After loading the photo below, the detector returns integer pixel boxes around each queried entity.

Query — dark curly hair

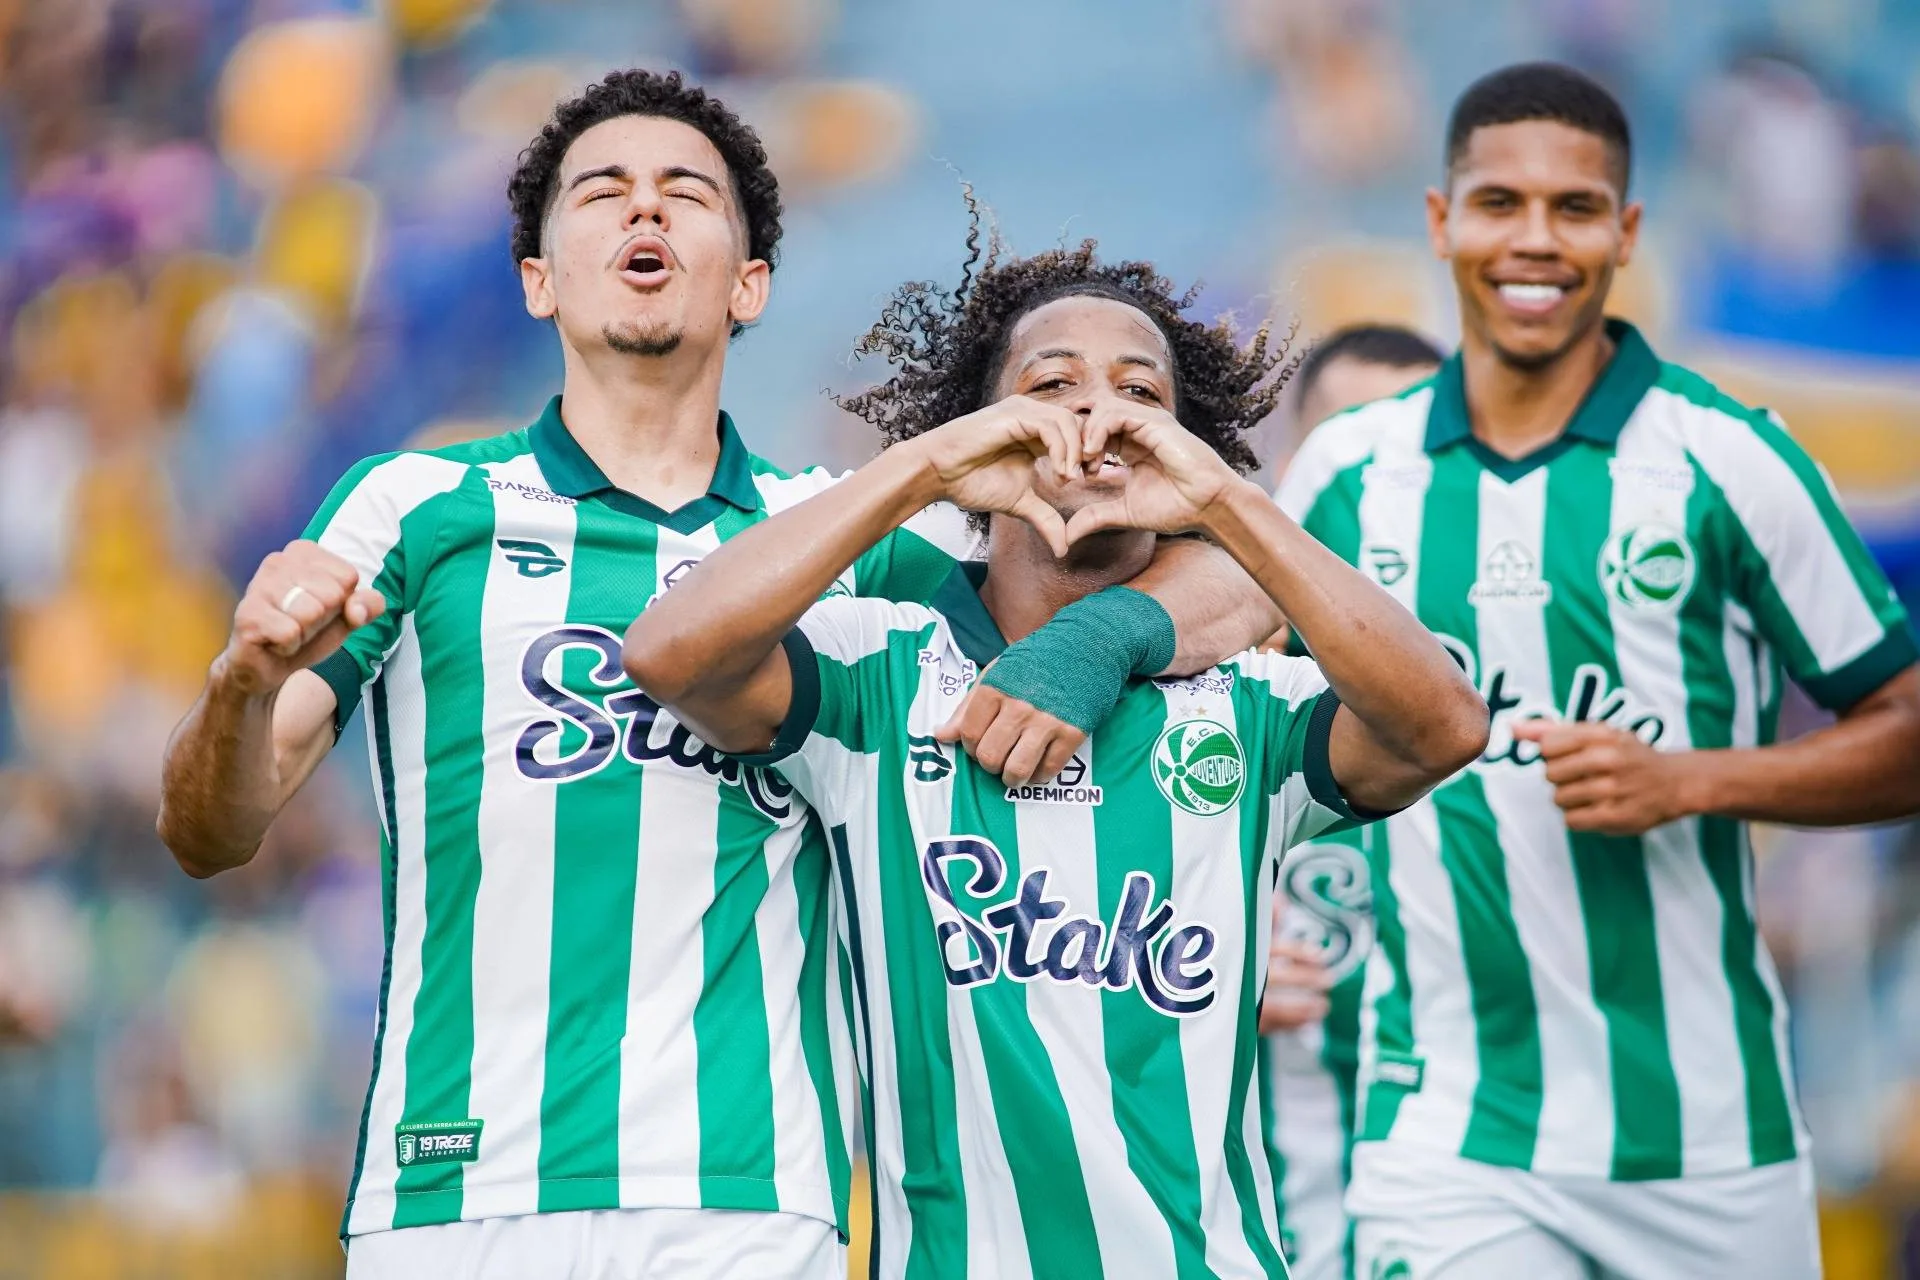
[840,198,1293,529]
[507,68,783,330]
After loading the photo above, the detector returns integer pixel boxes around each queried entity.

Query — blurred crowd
[0,0,1916,1274]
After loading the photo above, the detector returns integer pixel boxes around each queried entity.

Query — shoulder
[1636,361,1826,501]
[309,435,519,538]
[1220,649,1332,705]
[795,595,946,662]
[1276,383,1435,512]
[338,429,530,493]
[746,454,836,513]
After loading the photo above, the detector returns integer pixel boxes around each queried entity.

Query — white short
[1347,1142,1822,1280]
[344,1206,844,1280]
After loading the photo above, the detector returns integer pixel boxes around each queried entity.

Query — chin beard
[603,320,683,357]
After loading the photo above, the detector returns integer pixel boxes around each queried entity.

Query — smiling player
[1275,62,1920,1279]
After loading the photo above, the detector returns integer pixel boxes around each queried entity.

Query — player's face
[1296,356,1439,432]
[991,294,1177,521]
[1427,120,1641,370]
[519,115,769,360]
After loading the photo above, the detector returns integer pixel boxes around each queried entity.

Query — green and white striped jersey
[1274,320,1918,1181]
[1259,828,1372,1277]
[303,397,969,1237]
[759,569,1366,1280]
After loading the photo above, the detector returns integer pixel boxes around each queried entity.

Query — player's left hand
[937,681,1086,788]
[1512,720,1696,836]
[1064,407,1246,543]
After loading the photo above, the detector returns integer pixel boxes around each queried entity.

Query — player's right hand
[909,395,1096,557]
[216,541,386,696]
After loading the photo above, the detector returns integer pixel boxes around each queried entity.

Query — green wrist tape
[983,587,1177,732]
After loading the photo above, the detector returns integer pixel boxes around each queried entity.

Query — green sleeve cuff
[982,586,1176,733]
[1301,689,1395,824]
[312,649,367,740]
[729,628,822,767]
[1800,622,1919,712]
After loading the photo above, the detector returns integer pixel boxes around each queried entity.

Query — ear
[1424,187,1451,260]
[728,257,773,329]
[520,255,556,320]
[1616,200,1644,269]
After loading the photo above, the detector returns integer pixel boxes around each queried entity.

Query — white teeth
[1499,283,1565,305]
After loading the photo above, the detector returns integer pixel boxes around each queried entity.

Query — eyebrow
[563,164,726,197]
[565,164,630,192]
[660,165,724,196]
[1027,347,1165,369]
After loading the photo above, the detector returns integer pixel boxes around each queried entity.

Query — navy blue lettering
[922,838,1006,986]
[982,869,1067,980]
[1156,925,1216,1011]
[1043,918,1105,983]
[516,626,625,780]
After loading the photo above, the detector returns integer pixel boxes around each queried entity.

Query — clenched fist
[216,541,386,696]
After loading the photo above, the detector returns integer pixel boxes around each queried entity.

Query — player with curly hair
[160,70,1294,1278]
[625,236,1488,1277]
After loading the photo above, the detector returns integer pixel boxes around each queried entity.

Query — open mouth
[1493,281,1572,316]
[616,236,674,287]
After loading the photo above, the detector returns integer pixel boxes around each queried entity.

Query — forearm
[1680,667,1920,826]
[158,666,296,877]
[1202,481,1484,773]
[1128,537,1284,676]
[624,446,936,702]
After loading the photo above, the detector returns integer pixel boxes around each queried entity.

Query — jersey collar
[932,561,1008,667]
[1424,318,1662,464]
[527,395,762,531]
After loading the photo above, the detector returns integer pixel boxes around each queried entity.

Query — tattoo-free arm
[623,447,938,754]
[1128,537,1284,676]
[1689,664,1920,824]
[1201,483,1488,812]
[159,671,338,877]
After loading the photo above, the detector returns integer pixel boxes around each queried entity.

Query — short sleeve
[1227,650,1371,845]
[302,451,467,734]
[847,501,979,605]
[1689,410,1917,711]
[735,597,942,817]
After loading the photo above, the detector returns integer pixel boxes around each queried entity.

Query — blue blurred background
[1,0,1917,1275]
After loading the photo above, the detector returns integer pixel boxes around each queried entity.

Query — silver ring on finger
[279,584,313,615]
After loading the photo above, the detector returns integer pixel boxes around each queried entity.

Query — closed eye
[583,188,622,203]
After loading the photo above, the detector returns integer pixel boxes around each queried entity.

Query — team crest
[1151,719,1245,816]
[1599,524,1695,613]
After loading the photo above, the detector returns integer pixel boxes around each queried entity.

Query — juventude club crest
[1151,720,1246,816]
[1599,523,1696,613]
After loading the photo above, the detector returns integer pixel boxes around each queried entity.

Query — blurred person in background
[156,65,1279,1279]
[1275,62,1920,1279]
[1258,322,1442,1280]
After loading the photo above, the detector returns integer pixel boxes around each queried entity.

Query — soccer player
[623,242,1490,1278]
[1257,324,1442,1280]
[156,71,1284,1277]
[1274,62,1920,1279]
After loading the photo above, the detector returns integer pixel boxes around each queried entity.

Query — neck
[1460,318,1614,460]
[978,520,1156,644]
[555,332,729,507]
